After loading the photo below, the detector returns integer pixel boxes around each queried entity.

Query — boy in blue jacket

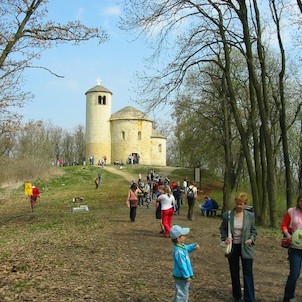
[170,225,200,302]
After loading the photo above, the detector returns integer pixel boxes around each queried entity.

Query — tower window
[121,131,125,140]
[138,131,142,140]
[158,144,162,152]
[98,95,106,105]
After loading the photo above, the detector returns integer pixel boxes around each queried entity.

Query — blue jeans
[228,244,255,302]
[283,247,302,300]
[173,280,190,302]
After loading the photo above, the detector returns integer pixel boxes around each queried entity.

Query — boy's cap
[170,225,190,239]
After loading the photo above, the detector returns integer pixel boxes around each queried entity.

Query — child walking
[170,225,200,302]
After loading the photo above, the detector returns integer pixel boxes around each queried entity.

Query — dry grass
[0,157,63,188]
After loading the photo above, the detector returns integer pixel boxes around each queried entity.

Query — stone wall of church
[110,119,153,165]
[150,137,167,166]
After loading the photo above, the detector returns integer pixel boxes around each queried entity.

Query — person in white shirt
[157,185,176,237]
[183,177,188,194]
[186,182,197,220]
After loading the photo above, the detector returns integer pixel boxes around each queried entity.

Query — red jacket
[32,187,40,198]
[281,207,302,233]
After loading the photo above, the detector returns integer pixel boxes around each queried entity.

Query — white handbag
[220,211,232,256]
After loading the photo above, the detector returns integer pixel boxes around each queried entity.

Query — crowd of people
[125,172,200,234]
[124,170,302,302]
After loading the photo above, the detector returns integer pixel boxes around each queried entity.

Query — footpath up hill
[103,165,179,182]
[0,165,298,302]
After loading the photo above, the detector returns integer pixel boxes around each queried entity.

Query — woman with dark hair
[157,185,176,237]
[126,183,142,222]
[281,192,302,302]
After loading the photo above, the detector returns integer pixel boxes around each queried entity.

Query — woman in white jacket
[157,185,176,237]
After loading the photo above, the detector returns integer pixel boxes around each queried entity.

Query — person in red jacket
[30,185,40,212]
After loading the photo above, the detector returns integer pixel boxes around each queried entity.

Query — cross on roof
[96,77,102,85]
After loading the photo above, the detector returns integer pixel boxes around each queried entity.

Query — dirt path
[102,165,137,182]
[101,165,295,302]
[102,165,180,182]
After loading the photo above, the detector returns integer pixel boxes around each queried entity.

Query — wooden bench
[200,205,223,217]
[201,205,253,217]
[200,205,253,217]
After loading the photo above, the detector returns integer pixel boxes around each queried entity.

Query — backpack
[211,199,219,209]
[187,187,195,199]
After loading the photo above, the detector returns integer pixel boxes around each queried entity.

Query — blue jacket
[201,199,213,211]
[172,243,198,280]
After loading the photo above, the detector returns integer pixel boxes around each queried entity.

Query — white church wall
[85,89,112,163]
[111,119,153,165]
[150,137,167,166]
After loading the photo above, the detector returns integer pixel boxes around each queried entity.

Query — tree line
[0,120,86,183]
[119,0,302,227]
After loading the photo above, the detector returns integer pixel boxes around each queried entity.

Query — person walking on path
[183,177,188,196]
[281,192,302,302]
[186,182,197,220]
[95,177,99,189]
[170,225,200,302]
[126,183,142,222]
[157,185,176,237]
[219,192,257,302]
[30,185,40,212]
[98,172,102,184]
[172,181,183,215]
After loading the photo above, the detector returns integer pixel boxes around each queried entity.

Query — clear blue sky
[20,0,155,130]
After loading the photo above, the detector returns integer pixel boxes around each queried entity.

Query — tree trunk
[270,0,294,208]
[237,0,278,227]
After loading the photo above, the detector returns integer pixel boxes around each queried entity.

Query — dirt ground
[99,166,300,302]
[0,166,300,302]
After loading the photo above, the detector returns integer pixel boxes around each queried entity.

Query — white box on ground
[71,205,89,212]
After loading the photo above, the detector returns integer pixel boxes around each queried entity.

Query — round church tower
[85,82,112,164]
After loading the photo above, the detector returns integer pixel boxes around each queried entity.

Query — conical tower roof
[151,129,166,139]
[85,84,112,95]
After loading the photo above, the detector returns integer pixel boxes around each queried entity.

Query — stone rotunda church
[85,82,167,166]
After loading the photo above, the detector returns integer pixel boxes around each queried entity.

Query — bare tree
[0,0,108,127]
[73,124,86,165]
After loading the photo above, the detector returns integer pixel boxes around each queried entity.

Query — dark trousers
[187,199,195,220]
[283,247,302,300]
[174,195,181,214]
[228,243,255,302]
[130,206,137,222]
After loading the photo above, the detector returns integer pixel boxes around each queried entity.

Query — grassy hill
[0,165,296,302]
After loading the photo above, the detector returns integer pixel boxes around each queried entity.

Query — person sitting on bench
[201,196,213,216]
